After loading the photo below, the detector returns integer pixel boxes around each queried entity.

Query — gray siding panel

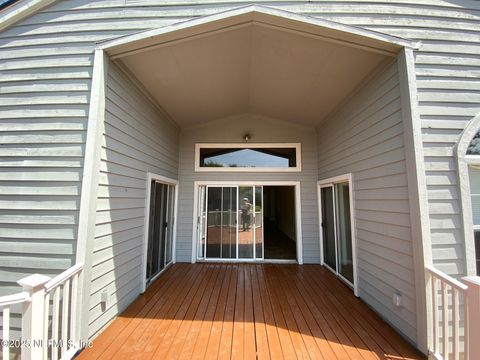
[87,62,178,338]
[317,61,418,342]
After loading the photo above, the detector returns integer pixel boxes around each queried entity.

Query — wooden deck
[78,263,425,359]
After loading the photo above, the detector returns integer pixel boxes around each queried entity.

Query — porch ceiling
[107,6,404,127]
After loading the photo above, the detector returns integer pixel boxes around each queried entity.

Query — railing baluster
[43,262,83,360]
[464,296,469,360]
[0,263,83,360]
[70,273,78,347]
[52,287,61,360]
[452,288,459,360]
[463,276,480,360]
[441,281,449,359]
[432,275,439,353]
[3,306,10,360]
[61,279,70,357]
[426,266,472,360]
[43,292,50,360]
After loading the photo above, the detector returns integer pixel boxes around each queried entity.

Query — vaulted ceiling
[106,6,405,127]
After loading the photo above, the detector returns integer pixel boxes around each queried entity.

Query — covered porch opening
[98,4,412,268]
[78,263,423,359]
[88,4,426,354]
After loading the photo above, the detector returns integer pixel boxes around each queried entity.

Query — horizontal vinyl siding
[317,61,418,343]
[308,3,480,277]
[88,62,178,338]
[0,0,476,291]
[177,114,319,264]
[0,0,479,347]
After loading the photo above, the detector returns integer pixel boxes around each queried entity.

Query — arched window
[457,113,480,276]
[467,131,480,155]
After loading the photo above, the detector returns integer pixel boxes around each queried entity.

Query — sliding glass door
[205,186,237,259]
[198,185,263,260]
[146,181,175,284]
[321,186,336,270]
[335,182,353,283]
[320,181,354,286]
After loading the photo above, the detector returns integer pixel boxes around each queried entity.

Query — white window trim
[317,174,358,296]
[194,143,302,172]
[456,112,480,276]
[141,173,179,293]
[191,180,303,264]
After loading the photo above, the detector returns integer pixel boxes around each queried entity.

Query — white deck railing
[0,263,83,360]
[0,292,30,359]
[426,266,480,360]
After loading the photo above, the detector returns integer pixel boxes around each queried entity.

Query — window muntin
[195,144,301,172]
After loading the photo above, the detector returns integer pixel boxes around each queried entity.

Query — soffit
[104,6,407,127]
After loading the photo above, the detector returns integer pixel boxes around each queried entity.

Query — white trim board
[317,173,358,296]
[0,0,59,32]
[75,49,108,342]
[398,48,431,354]
[98,4,417,59]
[141,173,179,294]
[194,143,302,173]
[192,180,303,264]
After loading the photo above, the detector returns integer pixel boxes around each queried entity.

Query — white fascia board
[250,5,419,49]
[0,0,58,32]
[98,4,418,59]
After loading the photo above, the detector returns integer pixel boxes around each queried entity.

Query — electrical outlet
[393,293,402,307]
[101,290,109,304]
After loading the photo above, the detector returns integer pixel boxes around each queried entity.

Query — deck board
[180,265,226,360]
[77,264,425,360]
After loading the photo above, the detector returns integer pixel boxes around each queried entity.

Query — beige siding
[88,62,178,338]
[317,61,417,342]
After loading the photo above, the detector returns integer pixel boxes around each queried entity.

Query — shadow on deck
[77,263,425,359]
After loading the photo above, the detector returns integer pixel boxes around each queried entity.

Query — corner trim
[398,48,431,354]
[75,49,108,342]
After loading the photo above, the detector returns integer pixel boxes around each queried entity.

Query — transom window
[195,143,301,172]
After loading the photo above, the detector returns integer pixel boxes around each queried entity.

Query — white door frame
[192,180,303,264]
[318,174,358,296]
[141,172,179,293]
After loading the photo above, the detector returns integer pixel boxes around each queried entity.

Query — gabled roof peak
[99,4,418,58]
